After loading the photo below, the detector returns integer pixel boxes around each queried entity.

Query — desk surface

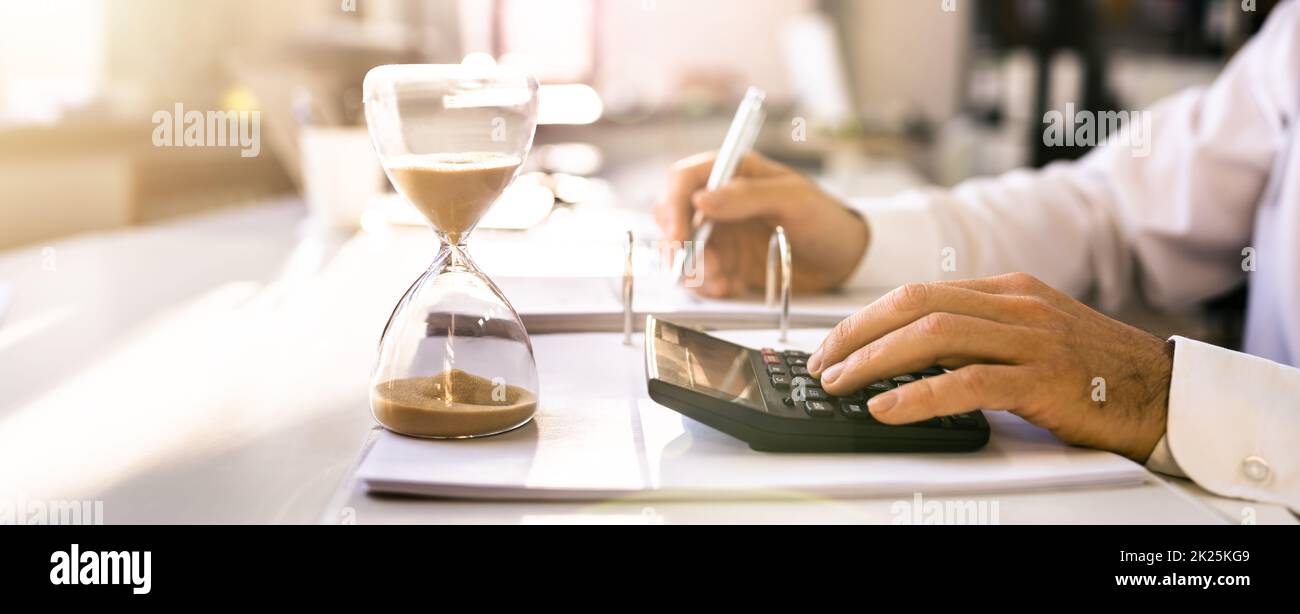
[0,200,1291,524]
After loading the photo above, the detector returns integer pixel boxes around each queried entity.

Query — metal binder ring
[766,225,791,343]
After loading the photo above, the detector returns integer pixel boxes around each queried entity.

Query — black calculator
[644,316,990,452]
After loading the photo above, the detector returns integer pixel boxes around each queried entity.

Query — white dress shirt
[845,1,1300,512]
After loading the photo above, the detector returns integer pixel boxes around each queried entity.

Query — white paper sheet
[357,330,1149,501]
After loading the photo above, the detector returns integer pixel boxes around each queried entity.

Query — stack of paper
[356,330,1149,501]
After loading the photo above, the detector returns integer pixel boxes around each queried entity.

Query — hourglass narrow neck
[434,239,475,274]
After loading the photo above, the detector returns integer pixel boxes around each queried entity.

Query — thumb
[691,176,796,222]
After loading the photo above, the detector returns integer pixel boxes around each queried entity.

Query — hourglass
[363,64,539,438]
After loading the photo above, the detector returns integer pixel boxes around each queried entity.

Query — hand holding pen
[657,95,870,298]
[674,87,768,285]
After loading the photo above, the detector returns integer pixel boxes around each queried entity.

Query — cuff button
[1241,456,1272,484]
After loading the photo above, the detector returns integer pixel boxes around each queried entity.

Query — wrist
[779,190,870,291]
[1126,337,1174,462]
[818,202,870,290]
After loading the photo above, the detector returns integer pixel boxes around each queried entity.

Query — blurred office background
[0,0,1279,250]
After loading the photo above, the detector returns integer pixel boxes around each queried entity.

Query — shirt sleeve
[842,192,946,290]
[1144,434,1186,479]
[1147,336,1300,512]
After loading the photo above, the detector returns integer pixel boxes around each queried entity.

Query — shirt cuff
[1145,434,1187,479]
[1163,335,1300,512]
[842,192,946,289]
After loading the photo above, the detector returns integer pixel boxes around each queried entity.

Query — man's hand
[655,151,869,297]
[807,273,1173,462]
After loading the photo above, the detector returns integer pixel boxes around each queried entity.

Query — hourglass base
[371,370,538,439]
[379,416,535,440]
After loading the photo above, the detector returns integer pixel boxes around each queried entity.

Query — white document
[356,330,1149,501]
[358,407,1148,500]
[496,275,881,333]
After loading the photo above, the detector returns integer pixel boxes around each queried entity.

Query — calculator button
[786,357,808,366]
[866,380,895,393]
[783,351,810,359]
[801,387,830,401]
[767,364,788,375]
[761,348,777,356]
[770,373,791,388]
[838,390,866,403]
[763,354,783,364]
[839,403,871,420]
[892,374,918,384]
[916,366,945,377]
[790,365,810,376]
[789,379,830,402]
[804,401,836,418]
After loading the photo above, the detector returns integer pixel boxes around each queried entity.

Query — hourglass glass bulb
[363,64,540,439]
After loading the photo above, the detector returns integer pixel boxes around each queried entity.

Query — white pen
[674,86,767,283]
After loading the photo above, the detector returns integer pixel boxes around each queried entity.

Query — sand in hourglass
[385,152,520,243]
[373,369,537,438]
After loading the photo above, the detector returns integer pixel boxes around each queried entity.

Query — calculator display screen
[651,321,765,411]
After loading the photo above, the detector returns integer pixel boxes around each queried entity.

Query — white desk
[0,200,1291,524]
